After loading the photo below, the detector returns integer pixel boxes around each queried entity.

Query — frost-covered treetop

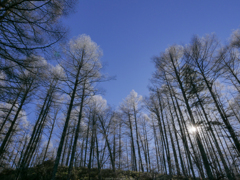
[51,64,66,80]
[63,34,103,80]
[154,45,184,76]
[68,34,102,63]
[88,95,107,113]
[26,55,48,69]
[122,90,142,110]
[165,45,184,60]
[22,55,48,77]
[230,29,240,48]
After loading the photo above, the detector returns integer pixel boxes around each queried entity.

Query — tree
[230,29,240,48]
[185,35,240,154]
[182,63,234,179]
[51,34,103,180]
[0,56,47,159]
[152,46,214,179]
[95,97,116,172]
[16,64,64,180]
[120,90,144,172]
[0,0,75,73]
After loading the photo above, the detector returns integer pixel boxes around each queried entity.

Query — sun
[189,126,197,133]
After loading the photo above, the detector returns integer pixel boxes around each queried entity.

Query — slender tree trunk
[80,138,84,167]
[145,129,151,172]
[51,52,84,180]
[88,113,96,170]
[139,131,148,172]
[43,109,58,162]
[0,90,21,133]
[154,107,167,174]
[95,133,101,180]
[170,86,196,178]
[197,62,240,154]
[168,57,214,179]
[61,128,69,166]
[66,126,75,166]
[194,89,234,179]
[165,97,181,176]
[118,121,122,170]
[84,118,90,167]
[152,119,160,172]
[168,96,187,177]
[128,114,137,171]
[0,81,32,158]
[113,125,116,171]
[67,81,86,180]
[156,92,172,175]
[133,106,144,172]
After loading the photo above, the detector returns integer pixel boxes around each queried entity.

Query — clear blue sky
[61,0,240,106]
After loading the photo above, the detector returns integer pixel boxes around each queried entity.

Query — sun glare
[189,126,197,133]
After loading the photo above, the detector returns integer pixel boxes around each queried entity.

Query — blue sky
[61,0,240,106]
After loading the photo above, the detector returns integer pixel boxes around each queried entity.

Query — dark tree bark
[67,81,86,180]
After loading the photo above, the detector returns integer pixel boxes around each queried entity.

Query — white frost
[230,29,240,47]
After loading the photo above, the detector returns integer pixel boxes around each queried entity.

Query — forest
[0,1,240,180]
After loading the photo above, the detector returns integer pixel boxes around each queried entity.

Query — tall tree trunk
[61,128,69,166]
[95,130,101,180]
[43,109,58,162]
[0,81,32,158]
[196,60,240,154]
[51,52,84,180]
[88,113,96,170]
[165,95,181,176]
[168,57,214,179]
[0,90,21,133]
[152,118,160,172]
[80,138,84,167]
[84,118,90,167]
[67,81,86,180]
[193,89,234,179]
[133,106,144,172]
[156,91,172,175]
[170,86,196,178]
[66,126,75,166]
[118,120,122,170]
[128,114,137,171]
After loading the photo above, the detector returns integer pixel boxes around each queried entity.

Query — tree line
[1,1,240,179]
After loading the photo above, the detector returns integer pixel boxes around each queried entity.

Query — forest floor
[0,160,207,180]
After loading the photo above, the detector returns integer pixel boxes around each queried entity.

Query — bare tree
[0,0,75,73]
[51,34,103,180]
[0,56,47,159]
